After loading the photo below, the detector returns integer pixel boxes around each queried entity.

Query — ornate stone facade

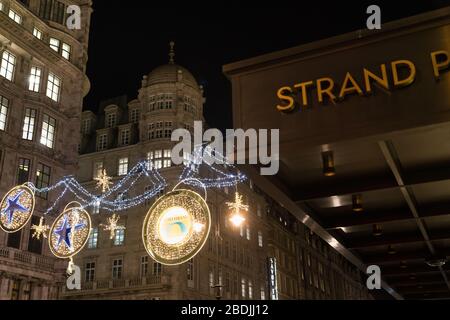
[0,0,92,300]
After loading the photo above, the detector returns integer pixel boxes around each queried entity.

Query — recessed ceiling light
[352,194,364,212]
[322,151,336,177]
[373,224,383,236]
[387,245,397,255]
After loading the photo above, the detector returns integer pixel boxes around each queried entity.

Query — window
[36,163,51,199]
[0,2,3,11]
[17,158,31,184]
[22,283,31,300]
[22,108,36,141]
[92,199,100,215]
[130,109,139,123]
[153,262,162,276]
[0,51,16,81]
[118,157,128,176]
[7,230,22,249]
[209,268,214,295]
[85,262,95,282]
[258,231,264,248]
[241,278,246,298]
[97,134,108,151]
[163,149,172,168]
[28,216,43,254]
[38,0,66,23]
[0,96,9,131]
[49,38,60,52]
[248,280,253,299]
[62,43,71,60]
[46,73,61,102]
[114,229,125,246]
[33,27,43,40]
[112,259,123,279]
[8,9,22,24]
[260,285,266,300]
[93,161,103,179]
[246,226,251,240]
[40,114,56,148]
[140,256,149,277]
[106,113,116,128]
[87,227,98,249]
[28,67,42,92]
[81,119,91,135]
[120,129,130,146]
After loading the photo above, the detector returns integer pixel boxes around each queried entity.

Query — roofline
[223,7,450,77]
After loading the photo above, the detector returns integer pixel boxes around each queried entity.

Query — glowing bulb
[229,213,245,227]
[193,222,204,233]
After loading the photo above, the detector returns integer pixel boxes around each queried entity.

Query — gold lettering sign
[276,50,450,113]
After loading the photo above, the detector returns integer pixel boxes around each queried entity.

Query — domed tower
[137,42,205,162]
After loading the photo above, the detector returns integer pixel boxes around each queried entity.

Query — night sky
[84,1,449,131]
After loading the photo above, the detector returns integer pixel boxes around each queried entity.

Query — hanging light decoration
[0,184,35,233]
[352,194,364,212]
[226,191,248,228]
[322,151,336,177]
[372,224,383,236]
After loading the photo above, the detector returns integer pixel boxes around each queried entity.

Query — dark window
[19,0,30,7]
[38,0,66,24]
[39,0,52,20]
[28,216,43,254]
[17,158,31,184]
[7,230,22,249]
[35,163,51,199]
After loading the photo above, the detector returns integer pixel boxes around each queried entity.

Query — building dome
[146,63,199,88]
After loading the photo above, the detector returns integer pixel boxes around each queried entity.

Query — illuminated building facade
[0,0,92,300]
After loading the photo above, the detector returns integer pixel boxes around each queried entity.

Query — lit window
[246,226,251,241]
[120,129,130,146]
[0,96,9,131]
[40,114,56,148]
[62,43,71,60]
[260,285,266,300]
[248,280,253,299]
[187,259,194,284]
[114,229,125,246]
[0,2,3,11]
[87,228,98,249]
[241,278,246,298]
[46,73,61,102]
[49,38,60,52]
[209,269,214,295]
[93,161,103,179]
[8,9,22,24]
[97,134,108,151]
[118,157,128,176]
[22,108,36,140]
[85,262,95,282]
[258,231,264,248]
[140,256,149,277]
[163,149,172,168]
[106,113,116,128]
[28,67,42,92]
[130,109,139,123]
[35,163,51,199]
[92,199,100,215]
[81,118,91,134]
[33,27,43,40]
[0,51,16,81]
[153,150,163,169]
[112,259,123,279]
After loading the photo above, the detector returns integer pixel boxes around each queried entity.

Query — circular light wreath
[142,189,211,266]
[48,203,92,259]
[0,184,35,233]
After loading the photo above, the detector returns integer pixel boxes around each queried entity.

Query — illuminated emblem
[49,202,91,259]
[0,184,35,233]
[142,189,211,265]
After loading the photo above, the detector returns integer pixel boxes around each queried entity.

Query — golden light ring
[48,206,92,259]
[142,189,211,266]
[0,184,35,233]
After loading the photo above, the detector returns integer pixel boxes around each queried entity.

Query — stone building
[64,50,271,300]
[0,0,92,300]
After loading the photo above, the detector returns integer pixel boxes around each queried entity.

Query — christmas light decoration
[226,191,248,228]
[94,169,113,193]
[31,217,50,240]
[142,185,211,266]
[0,184,35,233]
[100,213,126,240]
[48,202,92,270]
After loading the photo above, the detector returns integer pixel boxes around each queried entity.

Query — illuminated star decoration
[54,213,86,251]
[31,217,50,240]
[226,192,249,227]
[94,169,113,193]
[100,213,126,240]
[1,191,28,226]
